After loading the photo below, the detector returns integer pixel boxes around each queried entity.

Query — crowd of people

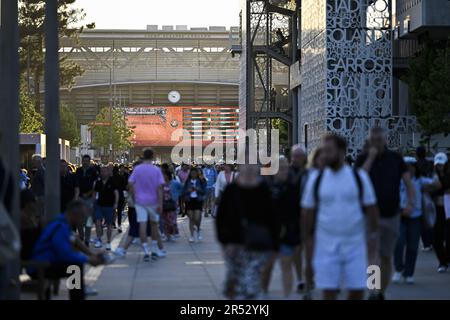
[215,128,450,300]
[13,126,450,300]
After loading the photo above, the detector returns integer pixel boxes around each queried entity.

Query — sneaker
[392,271,403,283]
[422,246,432,252]
[405,277,415,284]
[94,240,102,249]
[193,230,198,242]
[161,234,168,242]
[143,254,150,262]
[152,248,167,258]
[105,243,111,251]
[188,236,195,243]
[438,265,448,273]
[296,281,305,293]
[114,247,127,258]
[197,231,203,241]
[131,238,138,245]
[84,286,98,296]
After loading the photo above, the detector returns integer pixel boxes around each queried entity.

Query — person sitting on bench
[28,200,104,300]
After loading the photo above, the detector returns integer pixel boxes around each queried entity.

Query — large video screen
[126,106,239,147]
[126,107,184,147]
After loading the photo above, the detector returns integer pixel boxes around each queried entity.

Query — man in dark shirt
[60,160,79,213]
[355,127,415,300]
[111,165,128,233]
[93,165,118,250]
[289,144,308,293]
[75,155,98,245]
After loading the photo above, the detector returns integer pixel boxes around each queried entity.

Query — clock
[168,90,181,104]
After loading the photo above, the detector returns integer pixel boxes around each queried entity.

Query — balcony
[396,0,450,40]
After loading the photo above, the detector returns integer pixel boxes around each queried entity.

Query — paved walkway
[25,215,450,300]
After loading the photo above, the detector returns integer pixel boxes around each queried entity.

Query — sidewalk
[29,215,450,300]
[84,216,450,300]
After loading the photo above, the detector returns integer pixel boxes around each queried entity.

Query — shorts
[186,198,203,211]
[379,215,401,258]
[313,239,367,290]
[279,244,295,256]
[128,207,151,238]
[135,204,160,223]
[94,206,114,224]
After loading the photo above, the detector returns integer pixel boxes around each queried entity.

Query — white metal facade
[299,0,416,157]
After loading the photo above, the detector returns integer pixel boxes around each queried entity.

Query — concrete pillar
[0,0,21,299]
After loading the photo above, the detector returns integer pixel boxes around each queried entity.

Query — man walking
[60,159,79,213]
[356,127,415,300]
[93,165,119,250]
[128,149,166,261]
[75,155,98,246]
[203,164,217,217]
[289,145,308,292]
[303,134,379,300]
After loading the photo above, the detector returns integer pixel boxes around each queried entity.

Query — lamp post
[44,0,61,222]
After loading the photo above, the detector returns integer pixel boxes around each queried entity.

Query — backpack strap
[313,169,324,209]
[352,168,365,212]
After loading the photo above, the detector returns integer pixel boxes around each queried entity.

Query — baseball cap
[434,152,448,166]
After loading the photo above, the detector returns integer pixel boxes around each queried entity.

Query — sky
[75,0,241,30]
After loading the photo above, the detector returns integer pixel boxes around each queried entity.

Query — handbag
[0,164,21,265]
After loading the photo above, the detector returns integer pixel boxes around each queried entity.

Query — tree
[91,107,134,156]
[272,118,289,147]
[405,45,450,145]
[19,89,44,133]
[19,0,95,110]
[60,104,80,146]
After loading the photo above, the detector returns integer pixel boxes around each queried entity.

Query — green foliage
[60,104,80,146]
[19,0,95,108]
[272,118,289,147]
[91,107,134,154]
[405,45,450,144]
[19,89,44,133]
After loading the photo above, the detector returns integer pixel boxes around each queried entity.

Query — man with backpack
[302,134,379,300]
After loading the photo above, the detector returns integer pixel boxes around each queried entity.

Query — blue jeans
[394,217,422,277]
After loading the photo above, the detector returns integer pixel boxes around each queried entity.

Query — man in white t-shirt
[302,134,379,300]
